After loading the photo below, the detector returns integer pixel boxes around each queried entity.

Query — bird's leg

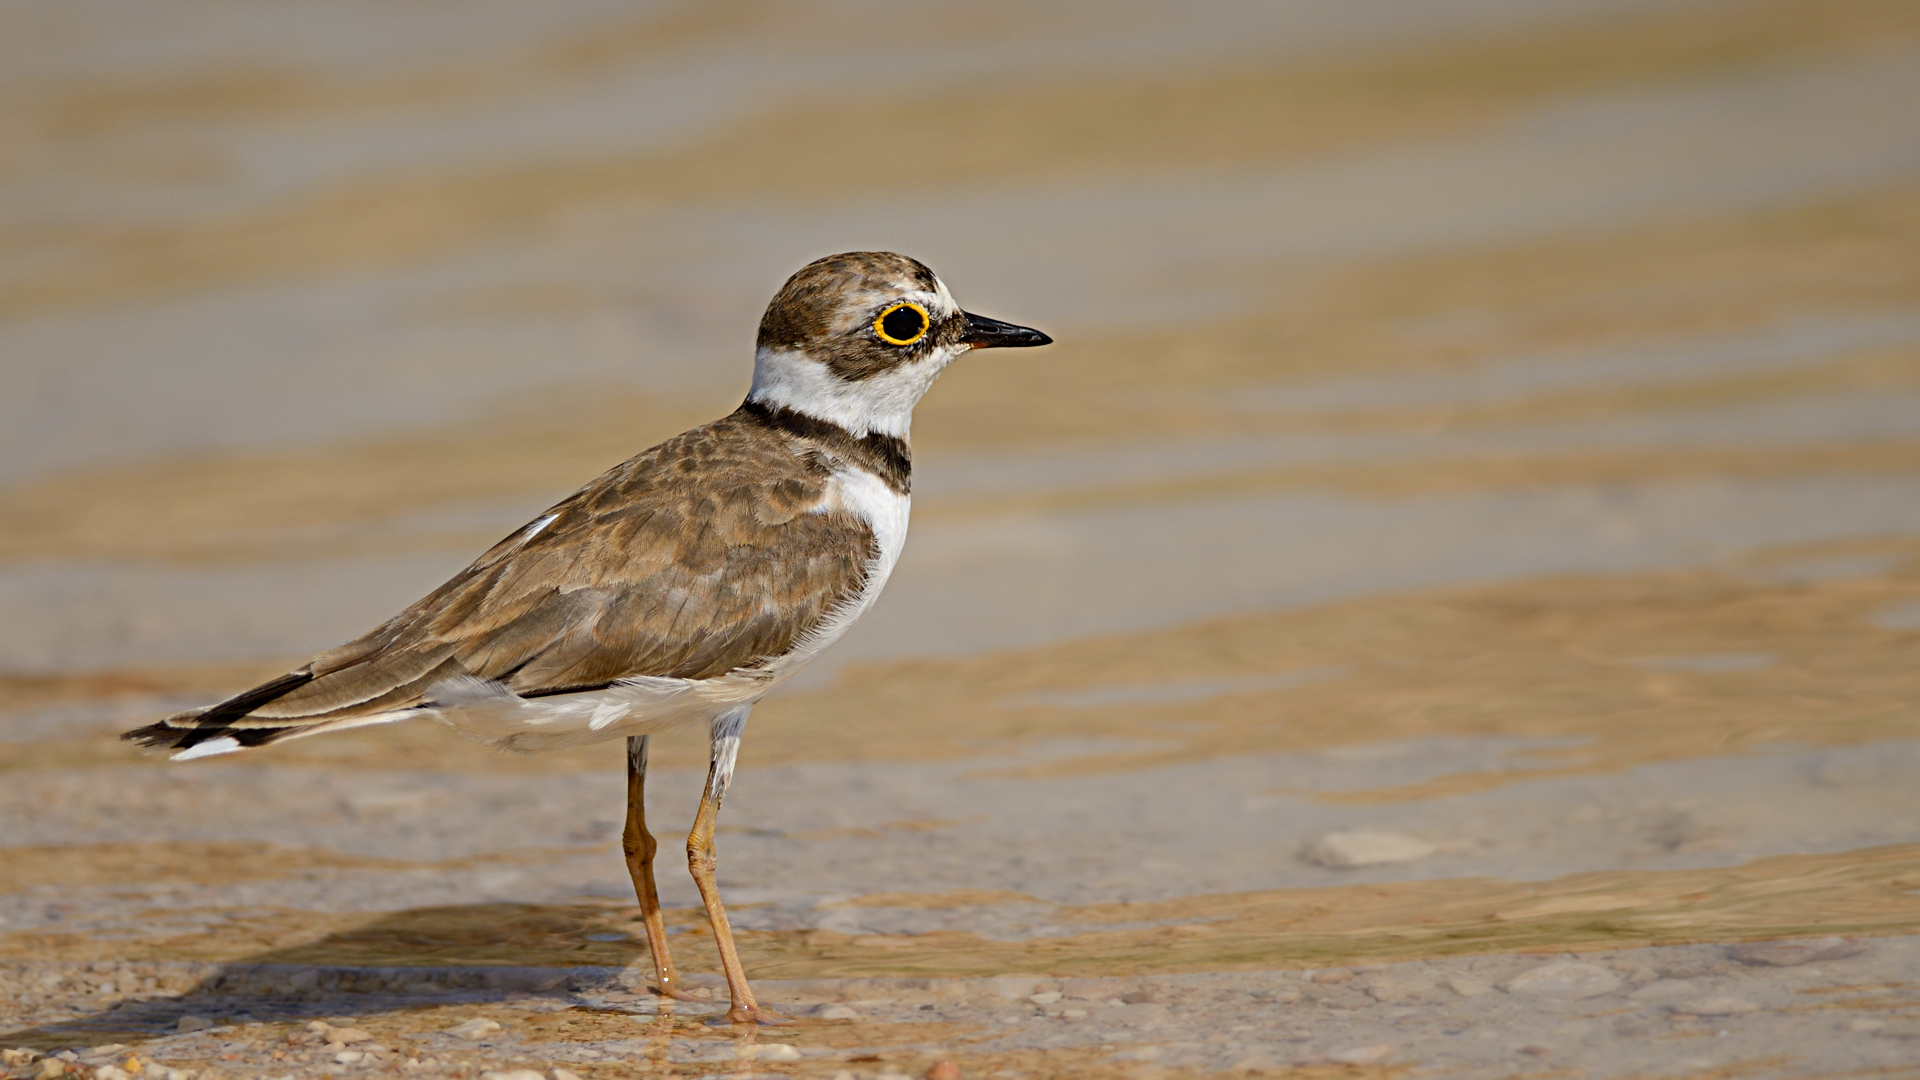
[621,734,691,1001]
[687,706,781,1025]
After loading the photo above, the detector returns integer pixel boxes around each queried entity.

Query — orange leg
[687,707,783,1024]
[621,734,692,1001]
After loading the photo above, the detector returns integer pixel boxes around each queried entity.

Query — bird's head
[747,251,1051,438]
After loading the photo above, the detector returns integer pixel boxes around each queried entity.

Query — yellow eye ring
[873,301,930,346]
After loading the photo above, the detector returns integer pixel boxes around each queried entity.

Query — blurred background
[3,0,1920,1071]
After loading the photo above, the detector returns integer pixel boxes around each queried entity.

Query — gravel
[1500,961,1622,999]
[0,937,1914,1078]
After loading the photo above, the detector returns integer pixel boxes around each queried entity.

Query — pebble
[444,1018,503,1040]
[94,1068,130,1080]
[328,1028,374,1044]
[551,1070,584,1080]
[1613,1016,1653,1036]
[985,977,1042,999]
[1444,975,1494,997]
[1662,959,1729,980]
[1327,1044,1391,1064]
[1304,831,1436,868]
[173,1016,212,1033]
[1058,978,1120,999]
[1673,997,1760,1016]
[1727,937,1862,967]
[1875,1022,1920,1040]
[747,1044,801,1062]
[478,1071,544,1080]
[1113,1003,1170,1027]
[812,1003,860,1019]
[1674,999,1758,1014]
[925,1062,961,1080]
[34,1060,65,1080]
[1627,979,1697,1003]
[1501,962,1621,1000]
[1224,1048,1275,1071]
[1364,978,1429,1003]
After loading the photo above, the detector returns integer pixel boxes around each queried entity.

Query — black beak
[959,311,1053,350]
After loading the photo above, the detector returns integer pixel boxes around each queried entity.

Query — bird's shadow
[0,902,710,1053]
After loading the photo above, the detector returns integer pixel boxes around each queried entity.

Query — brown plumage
[124,403,884,753]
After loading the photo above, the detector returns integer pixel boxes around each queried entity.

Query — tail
[121,667,415,760]
[121,718,288,760]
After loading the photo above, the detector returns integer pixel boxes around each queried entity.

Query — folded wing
[124,412,873,755]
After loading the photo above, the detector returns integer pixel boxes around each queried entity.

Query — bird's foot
[652,984,707,1003]
[706,1004,789,1026]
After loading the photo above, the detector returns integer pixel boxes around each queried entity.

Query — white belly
[765,465,911,674]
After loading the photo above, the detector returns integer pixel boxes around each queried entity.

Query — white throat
[746,346,962,438]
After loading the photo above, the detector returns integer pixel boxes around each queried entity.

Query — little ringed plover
[124,251,1052,1024]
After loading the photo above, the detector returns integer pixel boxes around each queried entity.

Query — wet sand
[3,1,1919,1077]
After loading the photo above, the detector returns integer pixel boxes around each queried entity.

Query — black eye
[874,301,930,346]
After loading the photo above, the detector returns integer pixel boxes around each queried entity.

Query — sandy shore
[4,1,1920,1076]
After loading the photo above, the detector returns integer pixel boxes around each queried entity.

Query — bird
[123,251,1052,1024]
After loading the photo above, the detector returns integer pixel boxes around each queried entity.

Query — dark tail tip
[121,667,316,757]
[122,718,293,758]
[122,721,191,750]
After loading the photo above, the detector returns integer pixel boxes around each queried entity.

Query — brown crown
[756,251,941,352]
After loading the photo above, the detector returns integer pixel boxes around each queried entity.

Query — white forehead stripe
[825,282,958,337]
[928,276,960,318]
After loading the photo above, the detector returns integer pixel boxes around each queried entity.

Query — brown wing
[126,409,874,751]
